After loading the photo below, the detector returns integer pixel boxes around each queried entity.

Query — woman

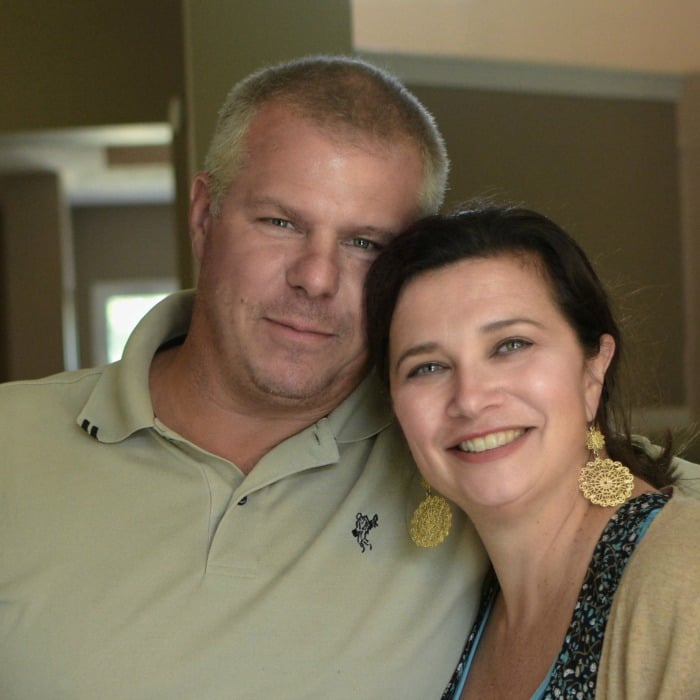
[365,204,700,699]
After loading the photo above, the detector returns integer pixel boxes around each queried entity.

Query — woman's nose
[446,366,503,418]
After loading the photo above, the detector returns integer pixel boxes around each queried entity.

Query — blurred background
[1,0,698,457]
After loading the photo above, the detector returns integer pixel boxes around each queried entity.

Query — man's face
[189,102,424,415]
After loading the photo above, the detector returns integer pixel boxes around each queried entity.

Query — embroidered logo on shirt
[352,512,379,552]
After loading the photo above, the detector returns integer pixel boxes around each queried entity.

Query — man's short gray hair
[203,55,449,216]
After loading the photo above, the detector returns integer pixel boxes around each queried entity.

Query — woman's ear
[583,334,616,422]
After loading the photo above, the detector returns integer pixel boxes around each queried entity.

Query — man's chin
[250,367,363,407]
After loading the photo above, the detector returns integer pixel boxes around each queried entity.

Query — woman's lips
[457,428,526,453]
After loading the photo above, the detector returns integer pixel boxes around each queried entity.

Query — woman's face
[389,254,614,514]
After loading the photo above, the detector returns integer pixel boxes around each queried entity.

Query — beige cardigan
[598,490,700,698]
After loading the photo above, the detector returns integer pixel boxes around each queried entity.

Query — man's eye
[349,237,380,251]
[407,362,445,378]
[266,218,294,229]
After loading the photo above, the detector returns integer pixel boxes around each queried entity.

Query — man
[0,56,487,699]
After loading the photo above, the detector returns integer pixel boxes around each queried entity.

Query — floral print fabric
[441,492,670,699]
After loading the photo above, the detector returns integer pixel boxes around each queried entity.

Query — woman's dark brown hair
[365,203,675,487]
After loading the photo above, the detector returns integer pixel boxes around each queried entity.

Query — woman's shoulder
[619,488,700,591]
[598,490,700,699]
[645,487,700,533]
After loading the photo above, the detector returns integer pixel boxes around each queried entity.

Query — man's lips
[265,317,337,339]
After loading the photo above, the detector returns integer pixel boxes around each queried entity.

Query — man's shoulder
[634,434,700,498]
[673,454,700,498]
[0,366,103,393]
[0,367,104,420]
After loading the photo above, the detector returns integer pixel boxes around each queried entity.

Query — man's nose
[286,238,340,297]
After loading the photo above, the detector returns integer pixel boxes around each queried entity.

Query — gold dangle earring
[578,426,633,507]
[410,477,452,547]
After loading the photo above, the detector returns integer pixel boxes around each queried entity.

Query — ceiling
[0,123,174,207]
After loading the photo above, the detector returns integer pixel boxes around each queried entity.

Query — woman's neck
[468,485,613,626]
[467,475,655,625]
[459,477,657,700]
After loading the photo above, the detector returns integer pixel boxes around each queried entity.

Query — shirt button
[237,496,248,506]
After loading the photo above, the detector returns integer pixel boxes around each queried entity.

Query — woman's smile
[457,428,526,453]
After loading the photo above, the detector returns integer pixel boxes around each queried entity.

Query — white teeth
[459,429,524,453]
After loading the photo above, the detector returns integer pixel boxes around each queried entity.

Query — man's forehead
[249,98,418,158]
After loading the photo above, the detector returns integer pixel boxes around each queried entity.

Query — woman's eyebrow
[481,317,544,333]
[393,341,440,372]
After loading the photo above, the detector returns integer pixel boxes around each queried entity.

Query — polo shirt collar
[327,370,392,443]
[76,290,194,442]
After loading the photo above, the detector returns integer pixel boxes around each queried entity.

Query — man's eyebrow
[249,197,311,228]
[249,197,297,217]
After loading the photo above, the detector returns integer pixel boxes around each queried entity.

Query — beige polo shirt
[0,291,487,700]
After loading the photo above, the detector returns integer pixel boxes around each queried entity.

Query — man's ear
[583,334,616,423]
[189,173,213,264]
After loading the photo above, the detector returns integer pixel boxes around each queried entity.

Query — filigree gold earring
[410,477,452,547]
[578,426,633,507]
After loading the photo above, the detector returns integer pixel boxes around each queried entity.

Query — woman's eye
[496,338,531,355]
[407,362,445,378]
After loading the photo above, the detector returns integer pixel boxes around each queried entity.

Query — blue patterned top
[441,492,671,699]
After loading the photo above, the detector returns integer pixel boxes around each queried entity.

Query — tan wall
[1,0,184,131]
[183,0,353,173]
[0,172,66,380]
[353,1,700,73]
[412,84,684,409]
[678,76,700,420]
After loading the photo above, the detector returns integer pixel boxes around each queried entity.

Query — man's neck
[148,344,347,474]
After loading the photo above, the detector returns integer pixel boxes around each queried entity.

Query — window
[91,279,178,365]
